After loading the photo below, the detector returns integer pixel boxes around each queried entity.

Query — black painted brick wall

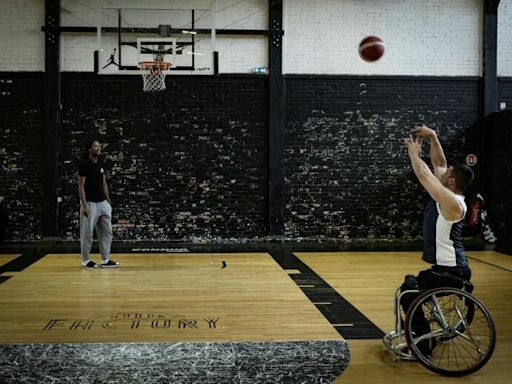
[498,77,512,110]
[59,74,268,241]
[495,78,512,251]
[485,110,512,252]
[0,73,493,243]
[284,76,481,240]
[0,73,44,240]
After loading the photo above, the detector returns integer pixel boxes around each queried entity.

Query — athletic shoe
[100,259,119,268]
[82,261,99,269]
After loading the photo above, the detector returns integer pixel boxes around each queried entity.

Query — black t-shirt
[78,158,108,202]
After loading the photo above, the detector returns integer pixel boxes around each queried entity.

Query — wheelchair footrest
[383,331,416,361]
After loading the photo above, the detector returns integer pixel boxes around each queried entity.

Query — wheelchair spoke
[454,330,488,358]
[430,294,450,329]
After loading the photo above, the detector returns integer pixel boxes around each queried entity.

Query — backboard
[96,1,215,75]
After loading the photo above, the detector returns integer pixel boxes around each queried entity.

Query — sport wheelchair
[383,277,496,376]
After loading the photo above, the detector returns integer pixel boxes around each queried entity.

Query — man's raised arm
[411,125,447,180]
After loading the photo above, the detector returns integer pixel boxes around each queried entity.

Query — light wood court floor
[0,254,20,268]
[0,253,339,344]
[295,251,512,384]
[0,254,21,281]
[0,251,510,383]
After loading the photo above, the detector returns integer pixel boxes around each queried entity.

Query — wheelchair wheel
[404,287,496,376]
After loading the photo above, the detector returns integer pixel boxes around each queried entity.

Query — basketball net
[138,61,172,92]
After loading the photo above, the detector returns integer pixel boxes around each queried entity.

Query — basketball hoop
[138,61,172,92]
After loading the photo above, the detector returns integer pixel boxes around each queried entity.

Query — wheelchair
[383,277,496,376]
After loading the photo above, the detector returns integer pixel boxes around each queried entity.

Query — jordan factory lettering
[43,313,220,331]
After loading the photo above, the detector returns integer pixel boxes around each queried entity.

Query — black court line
[270,250,384,340]
[467,255,512,273]
[0,252,47,285]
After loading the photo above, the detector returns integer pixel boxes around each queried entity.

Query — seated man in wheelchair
[402,125,475,356]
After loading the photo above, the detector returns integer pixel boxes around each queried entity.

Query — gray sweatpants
[80,200,113,264]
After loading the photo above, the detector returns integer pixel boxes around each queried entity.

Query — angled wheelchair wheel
[404,287,496,376]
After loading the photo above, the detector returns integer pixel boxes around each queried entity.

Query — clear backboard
[96,1,215,75]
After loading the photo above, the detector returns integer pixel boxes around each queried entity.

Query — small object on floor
[221,261,227,269]
[101,260,120,268]
[82,261,99,269]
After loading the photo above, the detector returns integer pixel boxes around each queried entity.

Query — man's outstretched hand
[410,125,436,139]
[404,134,423,158]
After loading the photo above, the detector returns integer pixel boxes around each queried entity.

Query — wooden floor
[0,250,510,383]
[297,251,512,384]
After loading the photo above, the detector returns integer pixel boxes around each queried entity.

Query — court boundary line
[466,255,512,273]
[269,250,384,340]
[0,252,47,285]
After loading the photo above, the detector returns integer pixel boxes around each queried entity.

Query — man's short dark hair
[451,163,474,192]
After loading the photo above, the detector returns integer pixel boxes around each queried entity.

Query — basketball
[359,36,385,62]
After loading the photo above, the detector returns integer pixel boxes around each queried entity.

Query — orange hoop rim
[138,61,172,70]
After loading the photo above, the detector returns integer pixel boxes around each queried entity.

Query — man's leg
[400,274,421,316]
[407,269,451,356]
[80,202,98,266]
[96,201,116,267]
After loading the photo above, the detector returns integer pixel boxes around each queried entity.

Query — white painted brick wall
[0,0,44,71]
[213,0,267,29]
[212,0,268,73]
[284,0,483,76]
[1,0,512,76]
[498,0,512,76]
[60,0,268,73]
[217,36,267,73]
[59,0,99,72]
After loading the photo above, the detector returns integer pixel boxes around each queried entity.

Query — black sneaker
[100,260,119,268]
[82,261,99,269]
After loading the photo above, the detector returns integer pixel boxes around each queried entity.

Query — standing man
[78,140,119,268]
[401,125,474,354]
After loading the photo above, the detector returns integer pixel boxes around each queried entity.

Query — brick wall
[484,110,512,252]
[0,73,488,242]
[498,0,512,77]
[59,74,268,241]
[284,75,481,240]
[0,73,44,240]
[284,0,482,76]
[6,0,511,76]
[1,0,511,243]
[60,0,268,74]
[0,0,43,72]
[498,78,512,109]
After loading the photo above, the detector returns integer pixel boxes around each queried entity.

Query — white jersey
[422,195,468,267]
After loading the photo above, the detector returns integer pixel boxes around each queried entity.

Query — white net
[138,61,171,92]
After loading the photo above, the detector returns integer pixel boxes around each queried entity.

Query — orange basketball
[359,36,385,62]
